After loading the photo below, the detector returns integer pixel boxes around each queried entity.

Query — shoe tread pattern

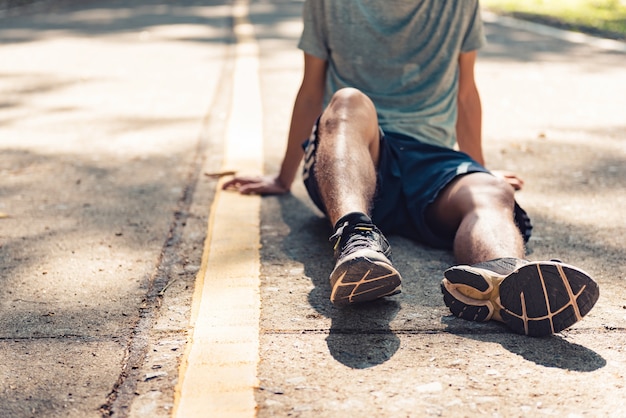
[441,268,494,322]
[330,256,402,307]
[499,262,599,337]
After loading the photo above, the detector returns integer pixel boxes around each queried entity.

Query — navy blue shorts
[302,124,532,249]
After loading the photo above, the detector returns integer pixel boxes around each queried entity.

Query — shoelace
[330,222,377,254]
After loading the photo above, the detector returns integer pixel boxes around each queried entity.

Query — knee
[320,88,378,139]
[468,175,516,211]
[325,88,376,118]
[329,87,369,105]
[446,173,516,216]
[427,173,517,237]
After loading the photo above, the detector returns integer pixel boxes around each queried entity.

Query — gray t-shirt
[298,0,486,149]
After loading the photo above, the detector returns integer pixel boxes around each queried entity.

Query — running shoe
[441,258,599,337]
[329,221,402,307]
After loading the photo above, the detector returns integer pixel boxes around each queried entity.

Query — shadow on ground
[249,0,624,375]
[459,332,606,372]
[483,18,626,69]
[0,0,233,44]
[258,124,623,371]
[0,146,203,336]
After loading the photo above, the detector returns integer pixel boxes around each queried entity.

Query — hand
[222,174,289,195]
[492,170,524,191]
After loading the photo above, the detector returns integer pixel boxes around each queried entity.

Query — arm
[456,51,523,190]
[456,50,484,166]
[277,53,327,190]
[223,53,327,194]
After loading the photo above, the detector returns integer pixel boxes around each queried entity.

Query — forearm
[277,90,324,189]
[456,88,484,166]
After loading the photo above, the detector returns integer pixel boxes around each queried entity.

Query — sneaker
[441,258,599,337]
[328,221,402,307]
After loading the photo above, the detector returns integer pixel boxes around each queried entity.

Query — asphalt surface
[1,0,625,417]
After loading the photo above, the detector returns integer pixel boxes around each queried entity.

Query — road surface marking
[173,0,263,416]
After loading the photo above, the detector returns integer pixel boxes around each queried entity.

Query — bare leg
[435,173,599,336]
[315,88,402,306]
[315,88,381,225]
[426,172,525,264]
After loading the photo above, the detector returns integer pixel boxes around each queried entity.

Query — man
[223,0,599,337]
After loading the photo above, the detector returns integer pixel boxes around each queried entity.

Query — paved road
[1,0,625,417]
[0,1,232,416]
[253,3,626,417]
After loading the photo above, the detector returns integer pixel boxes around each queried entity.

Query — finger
[506,175,524,190]
[221,179,240,190]
[239,184,263,195]
[507,178,523,191]
[222,177,255,190]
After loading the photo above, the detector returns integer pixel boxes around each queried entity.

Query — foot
[441,258,599,337]
[329,220,402,307]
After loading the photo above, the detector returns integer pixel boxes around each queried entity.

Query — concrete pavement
[253,3,626,417]
[0,1,233,416]
[1,0,625,417]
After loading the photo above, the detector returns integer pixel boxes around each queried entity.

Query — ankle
[333,212,372,231]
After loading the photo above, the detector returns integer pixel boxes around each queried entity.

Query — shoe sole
[330,255,402,307]
[441,261,599,337]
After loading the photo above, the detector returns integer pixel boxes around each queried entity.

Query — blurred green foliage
[482,0,626,39]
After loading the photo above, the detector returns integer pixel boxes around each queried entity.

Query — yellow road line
[173,0,263,416]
